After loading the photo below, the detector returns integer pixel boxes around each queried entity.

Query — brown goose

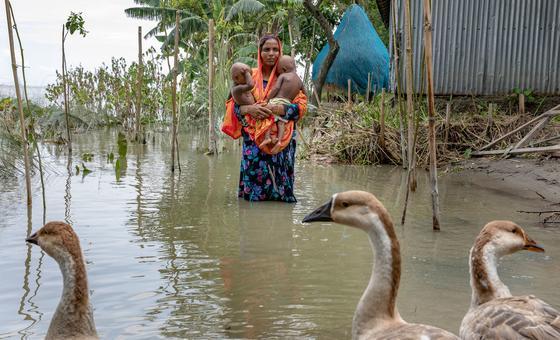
[303,190,459,340]
[26,221,98,340]
[460,220,560,339]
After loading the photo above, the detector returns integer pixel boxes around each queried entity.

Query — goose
[26,221,98,340]
[303,190,459,340]
[460,220,560,339]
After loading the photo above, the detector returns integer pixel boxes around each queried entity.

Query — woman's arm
[265,103,300,121]
[239,103,272,120]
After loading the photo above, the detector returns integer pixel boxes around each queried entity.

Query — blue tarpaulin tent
[312,4,389,95]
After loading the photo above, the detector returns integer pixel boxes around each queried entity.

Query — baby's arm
[268,75,284,99]
[236,71,254,93]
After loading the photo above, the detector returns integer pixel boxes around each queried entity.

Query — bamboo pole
[391,0,407,167]
[423,0,440,231]
[61,25,71,152]
[5,0,32,206]
[400,0,417,225]
[170,11,179,172]
[379,88,386,149]
[207,19,217,155]
[519,93,525,115]
[135,26,143,143]
[9,3,46,217]
[404,0,416,188]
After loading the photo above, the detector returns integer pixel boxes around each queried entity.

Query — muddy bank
[445,157,560,223]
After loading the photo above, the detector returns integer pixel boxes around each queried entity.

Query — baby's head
[231,62,251,85]
[277,55,296,74]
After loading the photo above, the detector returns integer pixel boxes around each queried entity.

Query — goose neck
[353,214,401,336]
[469,244,511,308]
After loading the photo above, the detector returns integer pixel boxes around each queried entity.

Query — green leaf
[226,0,266,21]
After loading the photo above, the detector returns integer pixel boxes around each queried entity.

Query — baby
[266,55,305,154]
[230,62,255,107]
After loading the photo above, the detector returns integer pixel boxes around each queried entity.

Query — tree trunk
[303,0,339,105]
[423,0,440,231]
[5,0,32,206]
[135,26,143,143]
[170,11,179,172]
[207,19,217,155]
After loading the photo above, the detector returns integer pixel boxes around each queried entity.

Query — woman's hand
[265,104,285,116]
[240,103,272,120]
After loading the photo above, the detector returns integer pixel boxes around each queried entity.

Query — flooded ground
[1,129,559,339]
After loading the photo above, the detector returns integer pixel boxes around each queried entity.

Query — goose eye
[342,202,349,207]
[511,228,517,234]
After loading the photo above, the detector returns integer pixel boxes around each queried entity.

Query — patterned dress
[234,90,300,202]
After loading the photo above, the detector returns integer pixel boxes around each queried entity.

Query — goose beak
[303,199,333,223]
[523,236,545,252]
[26,232,38,245]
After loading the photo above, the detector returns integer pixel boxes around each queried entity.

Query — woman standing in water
[222,35,307,202]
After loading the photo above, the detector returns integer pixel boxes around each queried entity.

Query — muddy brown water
[1,129,559,339]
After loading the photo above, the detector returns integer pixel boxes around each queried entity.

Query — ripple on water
[1,130,559,339]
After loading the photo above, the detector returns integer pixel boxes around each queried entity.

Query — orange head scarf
[221,36,307,154]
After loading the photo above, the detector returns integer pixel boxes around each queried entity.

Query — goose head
[26,221,83,262]
[303,190,391,232]
[475,220,544,257]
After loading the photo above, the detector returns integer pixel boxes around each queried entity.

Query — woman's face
[260,39,280,67]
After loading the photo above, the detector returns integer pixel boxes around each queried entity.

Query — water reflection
[0,129,558,339]
[17,208,43,340]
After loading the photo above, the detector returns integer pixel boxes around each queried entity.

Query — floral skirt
[238,135,297,202]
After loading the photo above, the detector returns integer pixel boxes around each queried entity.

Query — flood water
[1,129,559,339]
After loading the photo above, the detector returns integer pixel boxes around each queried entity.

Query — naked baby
[266,55,305,154]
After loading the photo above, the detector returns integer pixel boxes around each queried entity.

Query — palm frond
[133,0,161,6]
[124,7,177,21]
[162,16,208,50]
[226,0,266,21]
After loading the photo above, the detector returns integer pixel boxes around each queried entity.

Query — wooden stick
[207,19,217,155]
[512,116,552,150]
[347,79,352,107]
[530,134,560,147]
[390,0,407,167]
[404,0,416,191]
[366,72,371,102]
[401,0,416,224]
[478,109,559,151]
[444,101,450,150]
[486,103,494,137]
[518,210,560,214]
[423,0,440,231]
[5,0,31,205]
[9,3,45,215]
[519,93,525,115]
[472,144,560,156]
[134,26,143,143]
[379,88,386,149]
[61,25,71,152]
[170,11,179,172]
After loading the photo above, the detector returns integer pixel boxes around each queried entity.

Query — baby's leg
[270,121,286,154]
[259,126,274,147]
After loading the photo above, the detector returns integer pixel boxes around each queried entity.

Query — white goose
[26,221,98,340]
[303,190,459,340]
[460,220,560,339]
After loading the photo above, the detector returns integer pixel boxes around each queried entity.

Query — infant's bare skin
[230,62,255,106]
[266,55,304,154]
